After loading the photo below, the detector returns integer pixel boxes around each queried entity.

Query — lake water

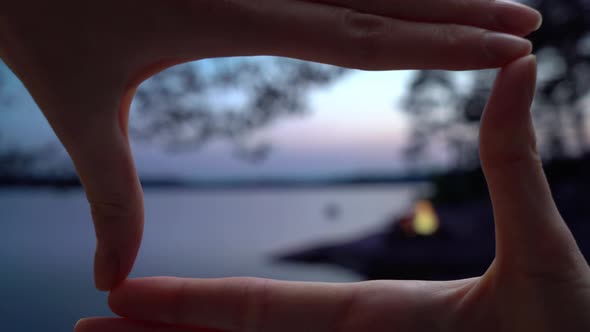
[0,185,421,331]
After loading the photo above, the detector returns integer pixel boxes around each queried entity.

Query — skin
[6,1,588,331]
[76,56,590,332]
[0,0,542,291]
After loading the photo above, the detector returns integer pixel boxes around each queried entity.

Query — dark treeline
[2,0,590,184]
[0,58,347,177]
[403,0,590,170]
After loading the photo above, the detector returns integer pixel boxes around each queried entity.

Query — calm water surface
[0,185,421,331]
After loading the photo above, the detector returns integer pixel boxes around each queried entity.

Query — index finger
[150,0,534,70]
[310,0,542,36]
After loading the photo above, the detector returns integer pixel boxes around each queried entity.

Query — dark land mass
[275,154,590,281]
[0,174,429,190]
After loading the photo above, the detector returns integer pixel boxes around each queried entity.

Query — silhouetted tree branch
[0,62,37,177]
[402,0,590,168]
[130,57,348,162]
[0,57,349,177]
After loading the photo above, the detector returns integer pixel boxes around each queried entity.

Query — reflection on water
[0,185,419,331]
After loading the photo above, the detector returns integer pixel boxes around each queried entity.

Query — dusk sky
[0,58,456,179]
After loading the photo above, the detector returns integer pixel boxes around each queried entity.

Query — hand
[0,0,541,290]
[75,56,590,332]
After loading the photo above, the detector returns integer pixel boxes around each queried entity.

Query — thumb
[480,55,586,277]
[35,81,144,291]
[73,123,144,292]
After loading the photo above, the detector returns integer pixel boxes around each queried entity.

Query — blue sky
[0,58,451,179]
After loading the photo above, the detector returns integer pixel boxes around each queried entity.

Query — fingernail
[526,55,538,104]
[74,319,87,332]
[484,32,532,61]
[532,13,543,31]
[495,0,543,33]
[94,246,121,291]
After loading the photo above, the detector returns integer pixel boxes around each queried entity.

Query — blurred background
[2,0,590,330]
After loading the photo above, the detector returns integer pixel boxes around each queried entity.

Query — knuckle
[452,0,475,11]
[170,278,191,325]
[340,9,387,66]
[89,199,139,221]
[237,277,271,332]
[437,24,464,49]
[89,199,140,238]
[482,146,542,171]
[481,125,541,171]
[452,0,494,15]
[332,286,361,332]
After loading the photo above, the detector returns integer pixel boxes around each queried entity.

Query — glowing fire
[413,200,439,236]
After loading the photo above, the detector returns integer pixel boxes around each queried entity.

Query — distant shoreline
[4,154,587,196]
[0,174,430,190]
